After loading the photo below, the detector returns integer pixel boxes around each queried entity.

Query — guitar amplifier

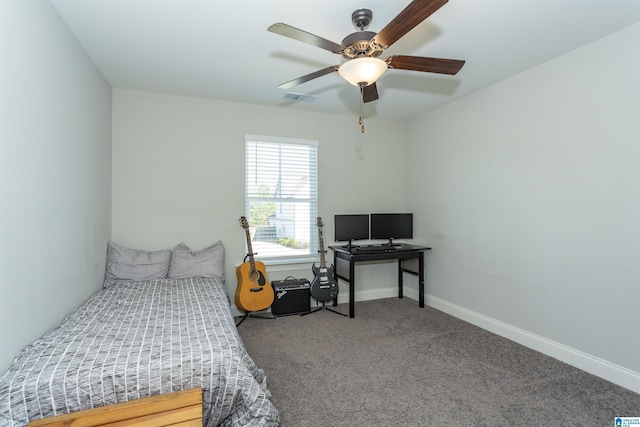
[271,278,311,316]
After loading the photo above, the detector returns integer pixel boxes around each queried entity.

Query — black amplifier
[271,278,311,316]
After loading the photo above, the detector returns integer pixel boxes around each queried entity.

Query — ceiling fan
[268,0,465,106]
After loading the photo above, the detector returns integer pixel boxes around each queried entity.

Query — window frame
[244,134,319,265]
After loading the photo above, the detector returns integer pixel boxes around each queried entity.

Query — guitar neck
[318,227,327,268]
[244,227,257,271]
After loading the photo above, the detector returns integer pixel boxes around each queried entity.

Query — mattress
[0,277,279,427]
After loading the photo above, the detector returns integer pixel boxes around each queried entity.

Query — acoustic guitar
[309,217,339,302]
[235,216,274,313]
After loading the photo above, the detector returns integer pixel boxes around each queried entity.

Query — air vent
[283,92,317,103]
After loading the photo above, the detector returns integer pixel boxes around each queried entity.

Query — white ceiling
[51,0,640,121]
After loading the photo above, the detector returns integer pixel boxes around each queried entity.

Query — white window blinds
[244,135,318,262]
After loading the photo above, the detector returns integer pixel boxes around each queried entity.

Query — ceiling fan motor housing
[341,31,381,59]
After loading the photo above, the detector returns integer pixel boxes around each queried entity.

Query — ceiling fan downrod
[352,8,372,31]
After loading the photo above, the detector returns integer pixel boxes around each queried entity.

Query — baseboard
[335,287,398,305]
[421,293,640,394]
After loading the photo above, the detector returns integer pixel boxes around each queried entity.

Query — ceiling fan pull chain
[359,84,365,133]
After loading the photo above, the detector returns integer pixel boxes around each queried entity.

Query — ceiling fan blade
[362,83,379,103]
[268,23,344,54]
[386,55,464,75]
[372,0,448,49]
[277,65,340,89]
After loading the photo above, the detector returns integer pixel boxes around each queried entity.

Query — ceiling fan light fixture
[338,57,388,87]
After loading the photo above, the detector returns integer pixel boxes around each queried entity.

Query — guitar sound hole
[249,270,260,282]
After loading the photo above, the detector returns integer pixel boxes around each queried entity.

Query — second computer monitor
[370,213,413,243]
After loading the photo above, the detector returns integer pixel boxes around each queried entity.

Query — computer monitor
[334,214,369,248]
[370,213,413,245]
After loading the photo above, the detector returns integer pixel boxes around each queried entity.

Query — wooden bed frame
[27,388,202,427]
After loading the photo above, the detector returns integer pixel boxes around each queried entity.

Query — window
[245,134,318,263]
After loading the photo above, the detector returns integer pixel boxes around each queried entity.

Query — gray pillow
[104,241,171,287]
[168,241,225,279]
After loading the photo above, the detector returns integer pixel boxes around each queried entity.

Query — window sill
[261,256,317,270]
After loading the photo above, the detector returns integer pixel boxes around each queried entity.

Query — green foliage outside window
[277,237,309,249]
[249,184,275,226]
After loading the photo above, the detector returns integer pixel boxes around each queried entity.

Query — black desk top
[329,243,430,259]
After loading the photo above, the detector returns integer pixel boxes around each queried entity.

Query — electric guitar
[235,216,274,313]
[309,217,339,302]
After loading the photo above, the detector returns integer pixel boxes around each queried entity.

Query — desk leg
[332,251,339,307]
[419,252,425,308]
[397,260,403,299]
[349,260,355,318]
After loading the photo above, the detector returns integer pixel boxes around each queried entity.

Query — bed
[0,241,280,427]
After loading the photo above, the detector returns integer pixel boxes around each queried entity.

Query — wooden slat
[103,406,201,427]
[168,420,201,427]
[27,388,202,427]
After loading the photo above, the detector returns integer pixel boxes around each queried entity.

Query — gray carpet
[237,298,639,426]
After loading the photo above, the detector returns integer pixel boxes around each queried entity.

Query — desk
[328,244,431,318]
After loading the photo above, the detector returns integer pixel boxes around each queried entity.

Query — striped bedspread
[0,277,279,427]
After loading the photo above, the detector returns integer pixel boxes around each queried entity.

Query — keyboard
[355,245,399,253]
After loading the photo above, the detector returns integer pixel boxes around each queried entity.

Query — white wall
[0,0,112,372]
[111,89,408,308]
[406,23,640,391]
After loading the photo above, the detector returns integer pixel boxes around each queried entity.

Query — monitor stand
[383,239,400,247]
[341,239,357,250]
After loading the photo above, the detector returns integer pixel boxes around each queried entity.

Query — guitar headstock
[316,217,323,228]
[239,216,249,230]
